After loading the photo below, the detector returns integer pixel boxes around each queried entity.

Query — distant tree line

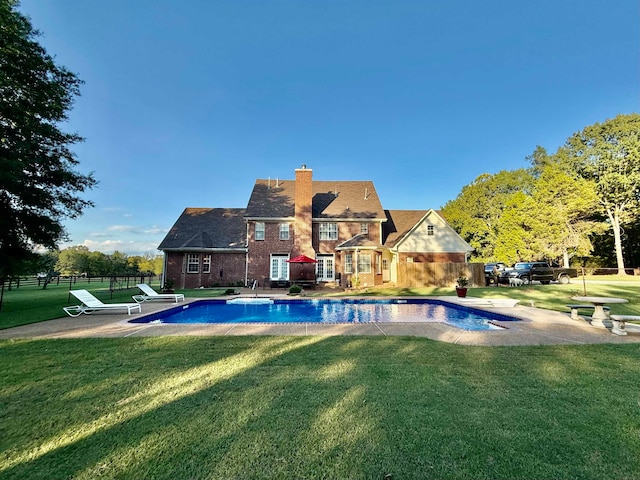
[25,246,163,278]
[442,113,640,274]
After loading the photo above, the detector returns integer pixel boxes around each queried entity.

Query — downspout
[355,248,359,285]
[245,221,250,287]
[161,252,167,288]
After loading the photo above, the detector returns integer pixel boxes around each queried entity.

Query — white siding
[397,213,470,253]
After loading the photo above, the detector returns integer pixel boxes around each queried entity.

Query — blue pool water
[130,298,517,331]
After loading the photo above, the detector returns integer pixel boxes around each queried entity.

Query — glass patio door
[316,255,335,282]
[270,255,289,280]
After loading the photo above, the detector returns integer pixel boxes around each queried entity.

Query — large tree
[563,113,640,274]
[55,245,90,276]
[0,0,96,279]
[441,169,534,261]
[528,147,602,266]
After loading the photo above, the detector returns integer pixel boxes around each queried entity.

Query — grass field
[1,336,639,479]
[2,275,640,330]
[0,281,228,330]
[1,277,639,478]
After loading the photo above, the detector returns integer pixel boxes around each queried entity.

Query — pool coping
[2,295,640,346]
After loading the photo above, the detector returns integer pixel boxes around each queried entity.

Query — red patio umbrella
[286,255,318,264]
[286,255,318,282]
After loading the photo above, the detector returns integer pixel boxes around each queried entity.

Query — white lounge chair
[132,283,185,303]
[64,289,142,317]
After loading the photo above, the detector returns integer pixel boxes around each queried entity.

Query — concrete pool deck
[2,295,640,346]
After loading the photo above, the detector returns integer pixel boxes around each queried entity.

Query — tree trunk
[607,207,627,275]
[562,250,570,267]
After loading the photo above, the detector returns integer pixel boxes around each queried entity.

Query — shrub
[289,284,302,294]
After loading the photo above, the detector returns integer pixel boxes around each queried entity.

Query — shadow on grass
[1,337,640,479]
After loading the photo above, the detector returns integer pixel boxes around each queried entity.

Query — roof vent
[301,164,307,169]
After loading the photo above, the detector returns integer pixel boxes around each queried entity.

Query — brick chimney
[293,165,314,257]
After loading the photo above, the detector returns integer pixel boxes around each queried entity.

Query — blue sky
[18,0,639,256]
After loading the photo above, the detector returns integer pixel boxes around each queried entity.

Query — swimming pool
[130,298,518,331]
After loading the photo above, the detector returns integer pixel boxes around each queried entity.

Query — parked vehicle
[484,262,507,286]
[499,262,578,285]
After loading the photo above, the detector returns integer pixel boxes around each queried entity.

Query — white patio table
[571,296,628,329]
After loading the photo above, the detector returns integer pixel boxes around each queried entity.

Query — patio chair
[63,289,142,317]
[132,283,185,303]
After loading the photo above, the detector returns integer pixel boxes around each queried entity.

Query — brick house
[158,208,247,289]
[159,166,473,289]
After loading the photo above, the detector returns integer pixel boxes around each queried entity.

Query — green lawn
[1,279,640,478]
[1,336,639,479]
[2,276,640,330]
[0,282,228,330]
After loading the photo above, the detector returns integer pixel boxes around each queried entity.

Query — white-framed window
[270,254,289,280]
[187,254,199,273]
[427,225,434,236]
[344,253,353,274]
[319,222,338,240]
[279,223,290,240]
[360,223,368,234]
[358,253,372,274]
[382,258,389,271]
[202,254,211,274]
[255,222,265,240]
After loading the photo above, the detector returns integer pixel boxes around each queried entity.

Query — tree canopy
[443,114,640,269]
[528,148,601,266]
[0,0,96,278]
[441,169,534,262]
[443,148,602,265]
[562,113,640,273]
[54,247,163,277]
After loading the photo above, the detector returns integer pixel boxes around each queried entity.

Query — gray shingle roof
[383,210,429,247]
[158,208,247,250]
[336,234,381,249]
[245,179,387,220]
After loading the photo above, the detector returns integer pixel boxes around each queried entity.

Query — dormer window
[360,223,368,235]
[427,225,434,236]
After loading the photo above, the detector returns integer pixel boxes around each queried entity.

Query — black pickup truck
[498,262,578,285]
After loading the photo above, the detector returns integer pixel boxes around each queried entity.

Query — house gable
[384,209,473,254]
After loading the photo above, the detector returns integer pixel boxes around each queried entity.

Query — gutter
[160,247,248,253]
